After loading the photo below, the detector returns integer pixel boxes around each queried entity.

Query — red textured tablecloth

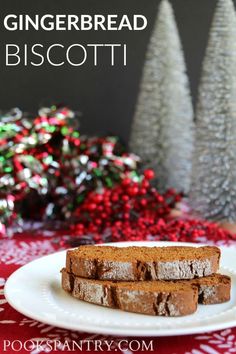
[0,233,236,354]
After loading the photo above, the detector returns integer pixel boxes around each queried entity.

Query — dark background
[0,0,220,143]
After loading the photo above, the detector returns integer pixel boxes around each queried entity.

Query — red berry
[127,187,139,196]
[141,180,150,188]
[124,203,131,211]
[139,188,147,195]
[140,199,147,207]
[111,194,119,202]
[156,195,164,203]
[144,169,155,180]
[122,178,132,186]
[93,194,103,203]
[87,203,97,211]
[122,195,129,202]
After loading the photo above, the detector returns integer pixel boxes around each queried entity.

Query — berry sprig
[70,169,181,242]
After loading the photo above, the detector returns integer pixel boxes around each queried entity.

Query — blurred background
[0,0,221,143]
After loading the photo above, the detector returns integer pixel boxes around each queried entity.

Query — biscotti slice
[61,268,198,317]
[66,245,220,281]
[188,274,231,304]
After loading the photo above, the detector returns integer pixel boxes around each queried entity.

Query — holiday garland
[0,105,139,235]
[0,105,235,244]
[68,173,236,245]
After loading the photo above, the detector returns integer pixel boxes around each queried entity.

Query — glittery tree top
[190,0,236,222]
[129,0,194,194]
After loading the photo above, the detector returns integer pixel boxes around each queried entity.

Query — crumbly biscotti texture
[66,245,220,281]
[61,268,198,316]
[188,273,231,304]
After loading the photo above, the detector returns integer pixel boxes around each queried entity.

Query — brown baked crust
[66,245,220,281]
[188,274,231,304]
[61,268,198,316]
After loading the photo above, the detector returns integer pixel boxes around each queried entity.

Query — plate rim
[4,240,236,337]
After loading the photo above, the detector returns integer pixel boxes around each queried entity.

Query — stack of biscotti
[61,245,231,317]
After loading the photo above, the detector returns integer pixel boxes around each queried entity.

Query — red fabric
[0,233,236,354]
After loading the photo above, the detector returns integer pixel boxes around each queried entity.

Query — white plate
[4,241,236,337]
